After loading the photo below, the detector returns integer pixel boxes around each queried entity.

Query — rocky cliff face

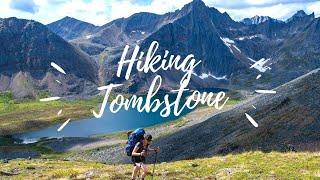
[85,1,319,93]
[97,1,319,93]
[141,0,245,77]
[81,0,248,92]
[0,17,98,98]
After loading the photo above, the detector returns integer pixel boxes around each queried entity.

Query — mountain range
[0,0,319,98]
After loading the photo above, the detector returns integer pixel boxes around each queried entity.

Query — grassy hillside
[0,92,102,135]
[0,152,319,179]
[0,90,238,136]
[0,92,129,136]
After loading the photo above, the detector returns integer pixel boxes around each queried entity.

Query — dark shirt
[131,142,148,164]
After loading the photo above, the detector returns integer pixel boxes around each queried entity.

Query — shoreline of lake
[11,89,229,143]
[0,97,241,161]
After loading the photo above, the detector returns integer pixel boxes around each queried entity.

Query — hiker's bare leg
[141,163,149,179]
[131,165,140,179]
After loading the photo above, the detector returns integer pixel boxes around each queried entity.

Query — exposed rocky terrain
[153,68,320,162]
[241,15,280,25]
[63,68,320,164]
[0,17,98,98]
[47,0,320,93]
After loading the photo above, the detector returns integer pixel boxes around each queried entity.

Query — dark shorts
[132,156,145,165]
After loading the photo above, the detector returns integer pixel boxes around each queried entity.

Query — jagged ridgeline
[1,0,320,97]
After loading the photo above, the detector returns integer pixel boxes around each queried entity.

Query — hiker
[131,134,160,180]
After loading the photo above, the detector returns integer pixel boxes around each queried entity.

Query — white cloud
[40,0,110,25]
[0,0,319,25]
[307,1,320,17]
[216,1,319,21]
[0,0,111,25]
[205,0,318,9]
[108,0,193,20]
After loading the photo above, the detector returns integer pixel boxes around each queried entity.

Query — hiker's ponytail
[127,130,133,137]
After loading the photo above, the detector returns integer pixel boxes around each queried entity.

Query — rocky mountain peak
[286,10,314,23]
[181,0,207,13]
[0,17,44,34]
[294,10,307,17]
[59,16,81,23]
[47,16,97,40]
[62,16,72,20]
[190,0,206,6]
[241,15,273,25]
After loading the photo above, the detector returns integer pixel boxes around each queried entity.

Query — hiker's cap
[145,134,152,141]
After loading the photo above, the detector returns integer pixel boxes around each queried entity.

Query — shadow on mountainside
[39,69,320,164]
[150,68,320,162]
[82,68,320,164]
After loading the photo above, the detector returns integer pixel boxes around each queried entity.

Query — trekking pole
[151,152,158,180]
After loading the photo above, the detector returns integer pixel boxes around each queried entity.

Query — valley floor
[0,95,101,136]
[1,151,319,179]
[0,102,237,160]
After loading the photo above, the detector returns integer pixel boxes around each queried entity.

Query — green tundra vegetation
[0,90,241,136]
[0,151,319,179]
[0,91,98,135]
[0,91,134,135]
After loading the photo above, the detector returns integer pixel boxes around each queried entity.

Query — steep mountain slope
[96,0,249,92]
[261,17,320,88]
[228,10,317,90]
[44,1,318,94]
[2,0,319,95]
[0,17,98,98]
[89,12,162,47]
[47,16,97,40]
[70,12,163,56]
[71,9,194,56]
[91,1,318,93]
[141,0,246,77]
[69,69,320,164]
[153,68,320,162]
[287,10,314,23]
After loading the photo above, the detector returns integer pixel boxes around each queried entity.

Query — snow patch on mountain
[220,37,242,54]
[86,35,92,39]
[248,57,256,63]
[131,30,146,35]
[250,58,272,72]
[237,34,261,41]
[220,37,272,73]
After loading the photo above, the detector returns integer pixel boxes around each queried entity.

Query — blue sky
[0,0,319,25]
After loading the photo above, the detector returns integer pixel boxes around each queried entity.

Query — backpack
[125,128,145,156]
